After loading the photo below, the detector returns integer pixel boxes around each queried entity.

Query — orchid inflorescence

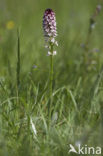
[43,8,58,56]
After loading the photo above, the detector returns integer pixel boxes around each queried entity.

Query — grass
[0,0,103,155]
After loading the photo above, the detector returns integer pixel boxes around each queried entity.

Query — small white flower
[51,38,55,43]
[48,51,52,55]
[47,51,57,56]
[53,51,57,55]
[55,41,58,46]
[45,28,49,32]
[48,33,52,36]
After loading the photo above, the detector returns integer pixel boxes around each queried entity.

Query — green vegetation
[0,0,103,155]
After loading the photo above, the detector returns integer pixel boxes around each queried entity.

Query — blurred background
[0,0,103,85]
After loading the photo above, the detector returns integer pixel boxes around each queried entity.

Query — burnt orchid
[43,8,58,108]
[43,8,58,56]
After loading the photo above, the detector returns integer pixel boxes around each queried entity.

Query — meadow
[0,0,103,155]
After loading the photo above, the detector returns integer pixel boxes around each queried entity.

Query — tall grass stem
[17,29,21,93]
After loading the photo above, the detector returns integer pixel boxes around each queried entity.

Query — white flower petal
[51,38,55,43]
[53,51,57,55]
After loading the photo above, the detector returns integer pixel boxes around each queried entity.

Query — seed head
[43,8,57,42]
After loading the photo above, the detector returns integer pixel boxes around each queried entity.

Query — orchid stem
[50,44,53,97]
[49,44,54,116]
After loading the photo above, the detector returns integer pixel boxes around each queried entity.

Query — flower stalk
[50,44,54,97]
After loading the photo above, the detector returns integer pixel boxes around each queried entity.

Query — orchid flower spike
[43,8,58,55]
